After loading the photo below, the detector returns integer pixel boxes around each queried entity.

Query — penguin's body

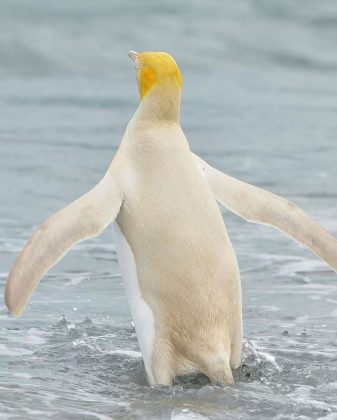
[113,119,241,384]
[5,51,337,386]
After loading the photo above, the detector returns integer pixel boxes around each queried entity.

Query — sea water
[1,0,337,418]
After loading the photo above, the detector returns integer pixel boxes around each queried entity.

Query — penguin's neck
[132,84,181,128]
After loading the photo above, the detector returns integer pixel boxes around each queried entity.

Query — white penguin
[5,51,337,386]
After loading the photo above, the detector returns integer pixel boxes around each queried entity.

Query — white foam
[277,259,328,277]
[317,414,337,420]
[170,410,208,420]
[108,350,142,358]
[0,343,33,356]
[73,412,113,420]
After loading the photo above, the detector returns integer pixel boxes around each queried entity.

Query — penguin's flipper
[5,174,123,316]
[194,153,337,273]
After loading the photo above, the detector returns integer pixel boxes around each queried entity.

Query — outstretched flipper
[5,173,123,316]
[194,153,337,273]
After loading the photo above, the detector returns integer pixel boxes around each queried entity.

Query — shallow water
[1,0,337,419]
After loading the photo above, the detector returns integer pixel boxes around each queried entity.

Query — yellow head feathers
[128,51,182,100]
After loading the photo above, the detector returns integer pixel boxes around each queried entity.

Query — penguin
[5,51,337,386]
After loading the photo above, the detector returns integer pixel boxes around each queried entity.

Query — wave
[0,0,337,76]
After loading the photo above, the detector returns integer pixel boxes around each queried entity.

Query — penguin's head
[128,51,182,100]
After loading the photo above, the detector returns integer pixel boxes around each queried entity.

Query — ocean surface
[1,0,337,418]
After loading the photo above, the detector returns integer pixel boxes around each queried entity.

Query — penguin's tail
[202,353,234,385]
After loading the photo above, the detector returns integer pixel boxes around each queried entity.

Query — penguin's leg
[150,343,176,386]
[201,353,234,385]
[193,153,337,274]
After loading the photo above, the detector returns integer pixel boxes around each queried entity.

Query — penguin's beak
[128,51,139,61]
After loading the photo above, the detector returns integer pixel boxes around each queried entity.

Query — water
[1,0,337,418]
